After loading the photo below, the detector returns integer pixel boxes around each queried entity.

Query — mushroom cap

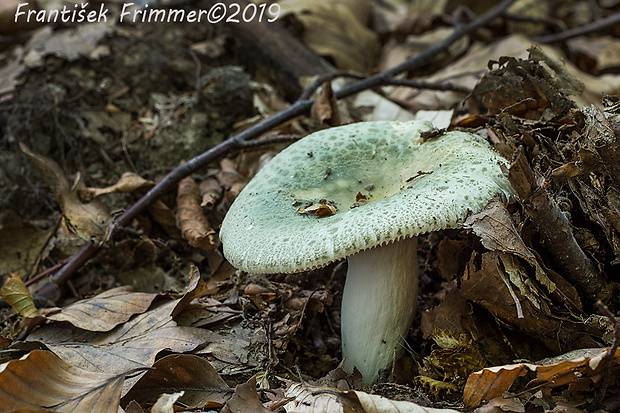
[220,120,514,274]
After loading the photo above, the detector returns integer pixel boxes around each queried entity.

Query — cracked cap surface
[220,120,515,274]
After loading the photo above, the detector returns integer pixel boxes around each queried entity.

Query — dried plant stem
[35,0,518,300]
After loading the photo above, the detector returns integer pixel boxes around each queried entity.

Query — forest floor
[1,0,620,412]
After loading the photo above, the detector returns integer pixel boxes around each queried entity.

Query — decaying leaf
[122,354,233,409]
[196,322,268,376]
[461,251,603,354]
[311,81,341,127]
[151,392,183,413]
[22,299,211,376]
[21,270,211,375]
[464,199,582,311]
[283,380,461,412]
[0,210,54,277]
[279,0,379,72]
[199,176,222,210]
[0,350,124,412]
[176,176,217,250]
[0,273,39,318]
[222,376,271,413]
[463,347,620,408]
[46,286,158,332]
[80,172,153,199]
[218,159,247,203]
[19,142,112,242]
[297,202,337,216]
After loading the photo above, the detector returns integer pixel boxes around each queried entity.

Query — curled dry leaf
[311,81,341,127]
[0,350,124,413]
[0,273,39,318]
[199,176,222,210]
[464,199,582,311]
[297,203,337,217]
[463,347,620,408]
[461,251,602,353]
[18,142,112,242]
[218,159,247,203]
[80,172,153,199]
[176,176,217,250]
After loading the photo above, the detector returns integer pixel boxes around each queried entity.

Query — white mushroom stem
[341,236,419,385]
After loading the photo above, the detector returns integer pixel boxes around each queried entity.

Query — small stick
[535,12,620,44]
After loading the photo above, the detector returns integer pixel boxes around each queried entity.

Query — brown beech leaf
[199,176,222,210]
[22,299,211,376]
[464,198,583,312]
[18,142,111,241]
[463,348,620,408]
[279,0,379,72]
[80,172,153,199]
[218,159,247,203]
[0,350,124,412]
[123,354,233,409]
[311,81,340,127]
[297,203,337,217]
[47,286,157,332]
[176,176,217,250]
[222,376,271,413]
[0,273,39,318]
[151,392,183,412]
[283,380,460,412]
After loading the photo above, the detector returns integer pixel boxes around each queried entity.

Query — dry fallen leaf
[80,172,152,199]
[311,81,341,127]
[151,391,183,413]
[22,271,212,377]
[463,347,620,408]
[0,210,54,277]
[297,203,337,216]
[46,286,158,332]
[19,142,112,242]
[0,350,124,412]
[279,0,379,72]
[283,380,461,412]
[22,299,211,375]
[222,376,271,413]
[177,176,217,250]
[0,273,39,318]
[123,354,233,409]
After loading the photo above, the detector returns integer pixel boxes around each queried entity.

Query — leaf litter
[1,0,620,412]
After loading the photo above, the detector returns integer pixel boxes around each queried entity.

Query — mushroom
[220,120,514,385]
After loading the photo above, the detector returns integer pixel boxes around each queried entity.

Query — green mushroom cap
[220,120,514,274]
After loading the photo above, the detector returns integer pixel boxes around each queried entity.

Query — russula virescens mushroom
[220,120,514,384]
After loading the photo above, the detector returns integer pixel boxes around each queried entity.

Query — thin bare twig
[236,134,302,150]
[34,0,518,300]
[378,78,472,93]
[535,12,620,44]
[297,71,365,102]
